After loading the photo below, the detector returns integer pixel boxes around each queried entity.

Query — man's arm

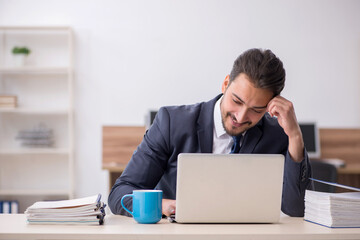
[108,108,171,216]
[281,149,311,216]
[267,95,311,217]
[267,96,304,162]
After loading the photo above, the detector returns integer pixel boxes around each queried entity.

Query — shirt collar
[214,96,228,138]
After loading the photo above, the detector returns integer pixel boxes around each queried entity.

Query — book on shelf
[25,194,106,225]
[0,201,19,214]
[304,179,360,228]
[16,123,54,147]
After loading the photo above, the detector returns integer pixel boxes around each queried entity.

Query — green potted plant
[12,46,31,66]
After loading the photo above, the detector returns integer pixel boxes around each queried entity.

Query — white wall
[1,0,359,201]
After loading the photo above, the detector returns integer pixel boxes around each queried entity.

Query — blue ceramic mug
[121,190,163,224]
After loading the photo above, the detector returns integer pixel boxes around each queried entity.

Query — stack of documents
[304,190,360,228]
[25,194,106,225]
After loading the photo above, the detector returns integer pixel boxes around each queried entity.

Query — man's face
[220,73,274,136]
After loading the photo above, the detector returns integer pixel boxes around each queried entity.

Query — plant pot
[13,54,27,67]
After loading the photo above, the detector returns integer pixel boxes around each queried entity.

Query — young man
[108,48,311,217]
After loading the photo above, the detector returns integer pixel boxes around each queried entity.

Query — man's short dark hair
[229,48,285,96]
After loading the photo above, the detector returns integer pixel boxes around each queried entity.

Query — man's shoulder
[155,103,205,128]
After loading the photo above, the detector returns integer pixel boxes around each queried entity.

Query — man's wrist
[288,134,305,162]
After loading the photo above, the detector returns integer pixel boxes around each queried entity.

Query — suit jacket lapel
[196,94,265,154]
[197,129,212,153]
[197,94,222,153]
[239,120,263,153]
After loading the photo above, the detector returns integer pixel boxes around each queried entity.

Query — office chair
[310,160,338,193]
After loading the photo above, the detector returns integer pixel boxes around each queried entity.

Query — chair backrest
[310,160,338,193]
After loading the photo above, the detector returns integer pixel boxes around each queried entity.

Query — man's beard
[221,112,252,136]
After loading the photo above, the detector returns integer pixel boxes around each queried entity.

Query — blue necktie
[230,135,242,154]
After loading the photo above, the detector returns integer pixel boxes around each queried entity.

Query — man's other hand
[162,199,176,216]
[267,95,304,162]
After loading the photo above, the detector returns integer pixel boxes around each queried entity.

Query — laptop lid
[175,153,284,223]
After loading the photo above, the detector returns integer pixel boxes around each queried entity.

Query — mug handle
[121,194,134,216]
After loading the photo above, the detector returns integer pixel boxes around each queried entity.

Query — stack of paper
[304,190,360,228]
[25,194,106,225]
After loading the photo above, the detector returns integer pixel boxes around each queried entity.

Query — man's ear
[222,75,230,93]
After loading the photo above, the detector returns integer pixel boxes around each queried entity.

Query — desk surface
[1,214,360,240]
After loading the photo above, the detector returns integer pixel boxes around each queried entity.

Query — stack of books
[0,95,17,108]
[16,123,54,147]
[305,190,360,228]
[25,194,106,225]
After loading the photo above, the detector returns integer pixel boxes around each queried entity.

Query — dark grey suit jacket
[108,94,311,217]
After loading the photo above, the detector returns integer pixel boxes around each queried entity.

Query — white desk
[1,214,360,240]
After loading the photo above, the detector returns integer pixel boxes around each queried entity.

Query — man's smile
[229,113,251,128]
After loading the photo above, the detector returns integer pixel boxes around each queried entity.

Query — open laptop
[173,153,284,223]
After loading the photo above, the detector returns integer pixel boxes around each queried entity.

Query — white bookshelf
[0,26,74,213]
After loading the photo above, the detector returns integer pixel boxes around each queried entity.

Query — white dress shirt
[212,96,245,154]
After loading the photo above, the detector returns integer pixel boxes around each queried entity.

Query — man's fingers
[165,206,175,216]
[162,199,176,216]
[268,103,281,117]
[268,97,292,118]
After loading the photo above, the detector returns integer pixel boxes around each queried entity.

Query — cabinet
[102,126,146,192]
[0,26,74,212]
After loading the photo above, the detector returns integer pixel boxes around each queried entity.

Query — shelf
[0,26,71,31]
[0,67,70,75]
[0,108,69,114]
[0,148,69,155]
[0,189,69,196]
